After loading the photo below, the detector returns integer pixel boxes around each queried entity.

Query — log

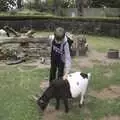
[25,29,35,37]
[4,26,35,38]
[4,26,20,37]
[0,37,49,45]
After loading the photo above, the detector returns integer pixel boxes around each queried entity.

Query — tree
[75,0,84,16]
[53,0,63,15]
[17,0,22,9]
[0,0,16,11]
[33,0,40,10]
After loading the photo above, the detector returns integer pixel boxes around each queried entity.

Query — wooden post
[76,39,80,56]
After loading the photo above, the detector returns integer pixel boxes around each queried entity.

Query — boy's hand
[63,73,68,80]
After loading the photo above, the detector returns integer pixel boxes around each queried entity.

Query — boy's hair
[54,27,65,41]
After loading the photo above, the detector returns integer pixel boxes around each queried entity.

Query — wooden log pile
[0,37,50,60]
[0,26,89,63]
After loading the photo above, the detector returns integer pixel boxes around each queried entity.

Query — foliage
[17,0,22,9]
[62,0,76,8]
[25,0,48,12]
[47,0,54,4]
[91,0,120,8]
[0,0,16,11]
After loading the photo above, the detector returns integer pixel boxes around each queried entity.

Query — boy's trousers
[49,61,64,84]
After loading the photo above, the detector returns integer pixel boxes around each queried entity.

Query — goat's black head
[37,98,48,111]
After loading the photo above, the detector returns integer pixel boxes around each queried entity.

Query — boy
[49,27,71,85]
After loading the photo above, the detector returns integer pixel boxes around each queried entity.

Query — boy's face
[55,36,64,42]
[54,27,65,42]
[55,35,62,41]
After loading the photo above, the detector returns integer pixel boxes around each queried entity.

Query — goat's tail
[88,73,91,80]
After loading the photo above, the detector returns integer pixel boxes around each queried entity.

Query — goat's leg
[79,94,84,108]
[55,98,60,110]
[63,98,69,113]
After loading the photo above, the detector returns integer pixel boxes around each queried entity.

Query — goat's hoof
[79,101,85,108]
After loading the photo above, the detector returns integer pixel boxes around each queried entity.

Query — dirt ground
[72,50,120,71]
[101,116,120,120]
[42,105,63,120]
[89,85,120,100]
[0,49,119,71]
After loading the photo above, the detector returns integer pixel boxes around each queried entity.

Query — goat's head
[37,97,48,111]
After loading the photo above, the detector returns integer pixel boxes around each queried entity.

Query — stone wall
[0,17,120,37]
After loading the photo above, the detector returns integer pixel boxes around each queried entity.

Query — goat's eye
[77,82,79,86]
[69,75,72,77]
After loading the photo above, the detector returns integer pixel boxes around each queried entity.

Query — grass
[59,62,120,120]
[0,34,120,120]
[34,32,120,52]
[0,67,49,120]
[86,35,120,52]
[88,63,120,90]
[60,97,120,120]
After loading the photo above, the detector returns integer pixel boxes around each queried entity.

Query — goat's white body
[0,29,7,37]
[67,72,90,100]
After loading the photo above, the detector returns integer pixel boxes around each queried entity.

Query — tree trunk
[17,0,22,9]
[76,0,84,16]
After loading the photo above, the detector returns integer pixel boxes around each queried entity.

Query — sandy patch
[72,50,120,71]
[0,50,119,72]
[101,116,120,120]
[89,85,120,100]
[42,105,63,120]
[40,80,49,90]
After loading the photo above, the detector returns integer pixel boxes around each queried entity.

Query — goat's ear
[80,72,88,79]
[87,73,91,80]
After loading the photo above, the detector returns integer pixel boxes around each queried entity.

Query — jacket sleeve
[64,42,71,74]
[48,35,54,47]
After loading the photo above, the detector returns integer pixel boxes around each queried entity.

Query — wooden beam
[0,37,49,45]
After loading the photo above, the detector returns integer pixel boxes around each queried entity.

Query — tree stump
[75,36,88,56]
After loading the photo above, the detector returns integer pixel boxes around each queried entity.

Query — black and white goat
[37,72,91,113]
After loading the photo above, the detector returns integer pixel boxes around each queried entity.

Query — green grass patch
[86,35,120,52]
[60,96,120,120]
[88,63,120,90]
[0,67,49,120]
